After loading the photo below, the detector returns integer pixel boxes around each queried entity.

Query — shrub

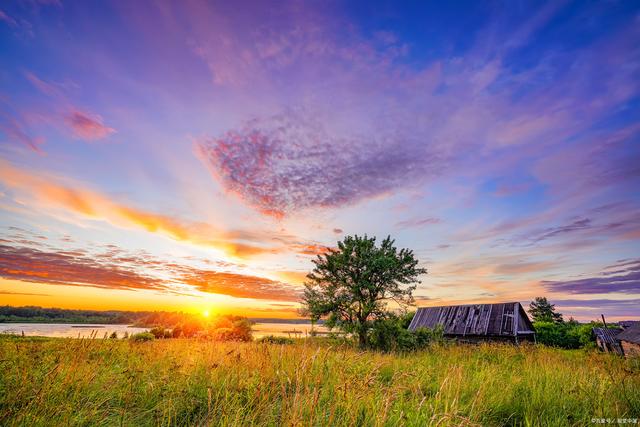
[149,326,172,339]
[109,331,118,339]
[368,314,443,352]
[130,332,155,342]
[208,318,253,342]
[534,320,606,349]
[258,335,295,344]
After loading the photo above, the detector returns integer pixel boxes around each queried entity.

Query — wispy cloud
[395,217,441,229]
[1,71,117,150]
[0,290,51,297]
[0,162,332,259]
[0,244,167,292]
[197,108,437,217]
[0,112,44,153]
[182,270,301,302]
[0,9,18,27]
[66,110,116,141]
[192,3,639,219]
[0,241,301,302]
[542,259,640,295]
[0,161,272,258]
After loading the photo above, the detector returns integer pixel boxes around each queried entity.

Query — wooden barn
[592,327,623,355]
[408,302,535,343]
[616,323,640,358]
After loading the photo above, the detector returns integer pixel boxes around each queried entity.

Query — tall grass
[0,336,638,426]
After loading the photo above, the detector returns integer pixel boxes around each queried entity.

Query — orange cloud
[0,241,302,302]
[0,162,338,259]
[290,243,332,256]
[0,244,166,292]
[0,162,270,258]
[273,270,308,285]
[182,270,301,302]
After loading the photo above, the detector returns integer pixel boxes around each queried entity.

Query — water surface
[0,322,329,339]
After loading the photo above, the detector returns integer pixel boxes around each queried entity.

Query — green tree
[528,297,563,323]
[301,235,426,348]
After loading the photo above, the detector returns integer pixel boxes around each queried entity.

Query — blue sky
[0,0,638,320]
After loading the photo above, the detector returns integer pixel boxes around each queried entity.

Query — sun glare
[202,310,210,318]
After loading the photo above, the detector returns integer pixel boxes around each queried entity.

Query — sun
[202,310,210,318]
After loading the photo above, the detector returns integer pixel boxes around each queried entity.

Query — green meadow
[1,336,638,426]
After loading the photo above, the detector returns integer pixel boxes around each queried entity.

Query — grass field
[0,336,638,426]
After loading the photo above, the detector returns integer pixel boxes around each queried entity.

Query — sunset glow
[0,1,639,321]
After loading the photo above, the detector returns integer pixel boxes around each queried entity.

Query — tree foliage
[533,321,602,349]
[528,297,564,323]
[301,235,426,347]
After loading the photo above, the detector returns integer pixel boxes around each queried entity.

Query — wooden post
[513,303,520,345]
[601,314,608,328]
[485,305,492,335]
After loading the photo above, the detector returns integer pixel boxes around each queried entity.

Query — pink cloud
[0,112,44,153]
[66,110,116,141]
[395,217,441,229]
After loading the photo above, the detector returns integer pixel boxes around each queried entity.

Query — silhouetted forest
[0,306,313,326]
[0,305,159,324]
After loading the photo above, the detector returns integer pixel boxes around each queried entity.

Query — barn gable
[408,302,535,338]
[616,324,640,358]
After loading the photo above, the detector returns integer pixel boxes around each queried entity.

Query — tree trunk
[358,330,368,348]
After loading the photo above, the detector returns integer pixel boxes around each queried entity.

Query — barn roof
[408,302,535,337]
[616,323,640,344]
[618,320,640,330]
[592,327,621,345]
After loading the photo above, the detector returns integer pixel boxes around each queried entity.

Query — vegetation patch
[0,337,638,426]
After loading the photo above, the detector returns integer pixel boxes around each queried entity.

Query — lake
[0,322,328,339]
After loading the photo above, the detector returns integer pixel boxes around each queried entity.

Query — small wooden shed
[592,327,623,355]
[408,302,535,343]
[616,324,640,358]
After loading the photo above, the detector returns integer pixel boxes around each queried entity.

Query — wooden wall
[621,340,640,358]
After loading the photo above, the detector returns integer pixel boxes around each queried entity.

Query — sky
[0,0,639,321]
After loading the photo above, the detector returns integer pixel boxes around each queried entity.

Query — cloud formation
[395,217,441,229]
[193,4,639,218]
[66,110,116,141]
[1,71,116,151]
[197,109,435,217]
[0,162,334,259]
[182,270,301,302]
[0,241,301,302]
[0,112,44,153]
[0,244,165,292]
[0,162,272,257]
[543,259,640,295]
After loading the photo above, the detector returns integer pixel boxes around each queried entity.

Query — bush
[368,313,443,352]
[258,335,295,344]
[149,326,172,339]
[534,320,607,349]
[208,318,253,342]
[130,332,155,342]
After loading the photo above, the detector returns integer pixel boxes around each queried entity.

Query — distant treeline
[0,306,146,324]
[0,306,315,326]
